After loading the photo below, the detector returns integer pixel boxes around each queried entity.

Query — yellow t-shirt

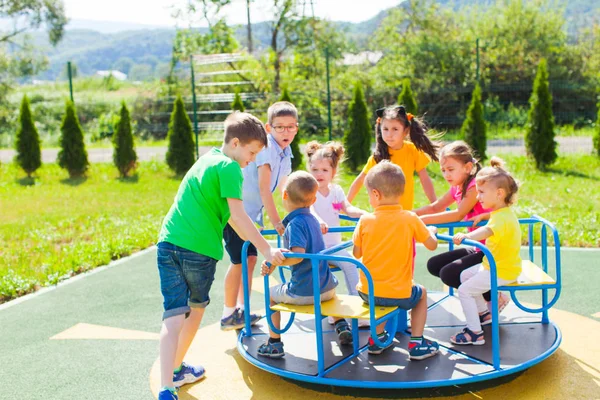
[482,207,522,281]
[362,142,431,210]
[352,205,432,298]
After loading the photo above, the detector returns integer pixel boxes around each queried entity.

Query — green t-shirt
[158,148,243,260]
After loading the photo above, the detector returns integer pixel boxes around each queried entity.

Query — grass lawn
[1,154,598,303]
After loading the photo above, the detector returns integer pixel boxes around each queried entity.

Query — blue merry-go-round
[236,215,562,389]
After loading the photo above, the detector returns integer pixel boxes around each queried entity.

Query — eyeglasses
[272,124,298,133]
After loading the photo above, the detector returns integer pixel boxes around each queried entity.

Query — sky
[62,0,403,27]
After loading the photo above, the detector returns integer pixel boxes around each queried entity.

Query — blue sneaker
[368,331,394,355]
[408,338,440,360]
[173,362,205,387]
[220,308,262,331]
[158,388,178,400]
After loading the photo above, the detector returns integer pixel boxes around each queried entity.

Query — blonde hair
[439,141,482,199]
[476,157,520,205]
[365,160,405,198]
[305,141,345,172]
[285,171,319,206]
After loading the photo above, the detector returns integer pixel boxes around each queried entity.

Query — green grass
[1,154,599,303]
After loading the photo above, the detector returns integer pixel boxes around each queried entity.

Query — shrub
[594,94,600,158]
[398,78,418,115]
[525,59,557,170]
[344,83,371,171]
[166,95,195,175]
[58,101,89,178]
[462,83,487,160]
[15,95,42,177]
[279,88,302,170]
[113,101,138,177]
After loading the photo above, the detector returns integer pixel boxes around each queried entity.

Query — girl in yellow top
[451,157,521,346]
[347,105,439,210]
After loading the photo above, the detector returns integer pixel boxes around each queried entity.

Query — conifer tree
[279,88,302,170]
[58,100,89,178]
[166,95,195,175]
[525,59,557,170]
[462,83,487,160]
[113,101,137,177]
[15,95,42,178]
[231,91,245,111]
[398,78,418,115]
[594,95,600,158]
[344,83,371,171]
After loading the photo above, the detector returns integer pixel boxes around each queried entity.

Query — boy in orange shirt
[352,160,440,360]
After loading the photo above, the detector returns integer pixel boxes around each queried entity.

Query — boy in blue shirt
[257,171,352,358]
[221,101,298,330]
[156,112,287,400]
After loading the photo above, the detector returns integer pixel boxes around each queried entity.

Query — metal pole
[190,55,199,159]
[476,38,480,82]
[67,61,74,103]
[325,47,332,141]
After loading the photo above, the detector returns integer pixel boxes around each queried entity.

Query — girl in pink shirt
[415,141,509,318]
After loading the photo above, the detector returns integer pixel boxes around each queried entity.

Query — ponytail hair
[305,140,345,172]
[476,156,520,205]
[439,141,482,199]
[373,105,441,163]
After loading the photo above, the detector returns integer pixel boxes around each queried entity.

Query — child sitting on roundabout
[352,161,440,359]
[258,171,353,358]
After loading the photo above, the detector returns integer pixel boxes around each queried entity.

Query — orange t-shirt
[362,142,431,210]
[352,205,431,298]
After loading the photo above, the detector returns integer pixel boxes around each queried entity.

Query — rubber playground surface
[0,245,598,400]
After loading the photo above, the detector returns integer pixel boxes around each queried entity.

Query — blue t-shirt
[283,208,338,297]
[242,134,292,226]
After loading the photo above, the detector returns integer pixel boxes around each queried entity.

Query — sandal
[451,327,485,346]
[257,340,285,358]
[334,319,353,345]
[479,311,492,326]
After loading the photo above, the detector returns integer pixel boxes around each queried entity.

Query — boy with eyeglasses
[221,101,299,330]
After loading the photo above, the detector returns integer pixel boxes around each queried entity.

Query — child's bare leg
[236,256,257,306]
[269,298,281,339]
[173,307,205,368]
[160,314,185,387]
[375,322,386,335]
[224,263,242,309]
[409,286,428,337]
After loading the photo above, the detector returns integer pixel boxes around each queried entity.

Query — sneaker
[257,341,285,358]
[173,362,205,387]
[220,308,261,331]
[368,331,394,355]
[158,388,178,400]
[334,319,353,345]
[408,338,440,360]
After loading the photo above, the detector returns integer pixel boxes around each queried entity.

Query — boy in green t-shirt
[156,112,287,400]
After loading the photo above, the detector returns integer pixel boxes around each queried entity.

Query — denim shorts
[223,223,257,265]
[270,283,336,305]
[157,242,217,320]
[359,284,423,310]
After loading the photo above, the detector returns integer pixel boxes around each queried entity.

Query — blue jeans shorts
[157,242,217,320]
[358,284,423,310]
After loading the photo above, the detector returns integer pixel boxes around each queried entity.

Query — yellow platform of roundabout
[149,306,600,400]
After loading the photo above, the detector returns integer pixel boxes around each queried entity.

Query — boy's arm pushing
[346,171,366,203]
[227,198,286,264]
[418,169,437,203]
[258,164,284,235]
[261,247,306,275]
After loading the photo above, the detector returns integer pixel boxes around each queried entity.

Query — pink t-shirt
[450,179,491,233]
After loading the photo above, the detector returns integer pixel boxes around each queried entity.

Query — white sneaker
[327,315,335,324]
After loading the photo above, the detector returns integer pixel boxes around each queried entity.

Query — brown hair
[223,112,268,147]
[439,140,482,199]
[476,157,520,205]
[365,160,405,199]
[285,171,319,206]
[373,105,442,163]
[305,141,345,172]
[267,101,298,125]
